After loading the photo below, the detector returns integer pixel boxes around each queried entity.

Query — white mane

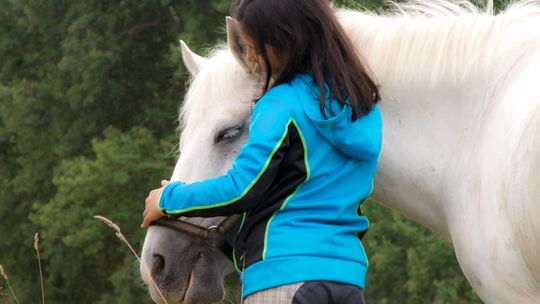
[181,0,540,119]
[180,48,242,131]
[338,0,540,89]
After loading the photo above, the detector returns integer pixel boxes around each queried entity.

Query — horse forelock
[338,0,540,91]
[178,47,254,144]
[179,46,236,128]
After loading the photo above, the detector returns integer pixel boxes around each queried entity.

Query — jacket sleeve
[158,95,293,217]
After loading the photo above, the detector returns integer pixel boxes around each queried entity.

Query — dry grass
[34,233,45,304]
[0,264,21,304]
[0,285,9,304]
[93,215,169,304]
[1,221,171,304]
[0,232,46,304]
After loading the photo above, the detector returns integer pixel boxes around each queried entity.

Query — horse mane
[337,0,540,88]
[180,0,540,129]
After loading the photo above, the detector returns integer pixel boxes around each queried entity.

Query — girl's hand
[141,180,170,229]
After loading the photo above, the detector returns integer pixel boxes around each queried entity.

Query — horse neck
[339,10,540,237]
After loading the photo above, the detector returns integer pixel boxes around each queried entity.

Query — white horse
[141,0,540,303]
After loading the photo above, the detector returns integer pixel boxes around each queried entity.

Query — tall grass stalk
[93,215,168,304]
[34,233,45,304]
[0,285,8,304]
[0,264,21,304]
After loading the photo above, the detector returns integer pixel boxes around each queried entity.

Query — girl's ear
[226,17,256,74]
[180,40,208,76]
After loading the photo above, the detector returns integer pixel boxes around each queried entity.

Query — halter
[149,215,241,259]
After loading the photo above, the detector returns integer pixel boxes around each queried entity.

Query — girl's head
[233,0,380,120]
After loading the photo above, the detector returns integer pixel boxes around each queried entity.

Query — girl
[142,0,382,303]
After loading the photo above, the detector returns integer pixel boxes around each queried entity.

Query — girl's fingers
[141,211,152,228]
[141,218,149,229]
[161,180,170,187]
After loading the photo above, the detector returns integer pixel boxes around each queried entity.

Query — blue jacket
[159,73,383,297]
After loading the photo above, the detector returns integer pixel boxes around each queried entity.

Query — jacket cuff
[156,187,167,214]
[158,181,184,213]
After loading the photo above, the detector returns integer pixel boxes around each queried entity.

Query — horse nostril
[152,254,165,274]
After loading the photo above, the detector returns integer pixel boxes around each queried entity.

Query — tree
[31,127,175,303]
[0,0,194,301]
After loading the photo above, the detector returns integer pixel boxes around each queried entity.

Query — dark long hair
[233,0,380,121]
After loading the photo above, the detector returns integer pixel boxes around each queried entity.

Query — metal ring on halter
[206,225,224,247]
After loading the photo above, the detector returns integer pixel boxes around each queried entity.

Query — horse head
[140,18,261,304]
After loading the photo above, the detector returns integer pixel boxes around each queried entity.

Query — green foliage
[0,0,188,302]
[362,200,482,303]
[334,0,388,10]
[31,127,175,303]
[178,0,233,52]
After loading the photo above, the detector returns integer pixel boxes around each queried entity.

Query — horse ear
[226,16,255,74]
[180,40,207,76]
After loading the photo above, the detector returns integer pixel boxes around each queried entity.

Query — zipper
[233,213,247,273]
[236,213,247,303]
[240,253,246,303]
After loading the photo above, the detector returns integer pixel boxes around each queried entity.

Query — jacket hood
[296,74,382,162]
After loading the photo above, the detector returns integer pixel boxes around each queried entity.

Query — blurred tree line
[0,0,502,303]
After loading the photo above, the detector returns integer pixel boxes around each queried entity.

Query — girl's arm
[159,96,293,217]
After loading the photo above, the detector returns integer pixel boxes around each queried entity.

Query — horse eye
[215,126,243,144]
